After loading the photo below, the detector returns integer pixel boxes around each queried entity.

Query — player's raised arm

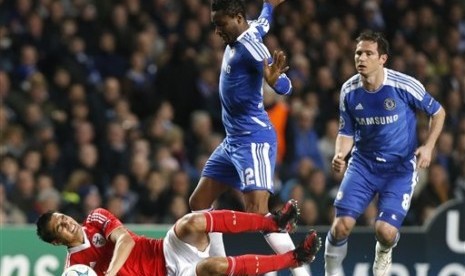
[265,0,287,9]
[264,50,292,95]
[252,0,287,37]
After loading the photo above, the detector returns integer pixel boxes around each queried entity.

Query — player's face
[49,213,82,245]
[211,10,243,45]
[354,40,387,77]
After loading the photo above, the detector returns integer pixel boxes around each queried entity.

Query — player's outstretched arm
[105,227,135,276]
[264,50,291,95]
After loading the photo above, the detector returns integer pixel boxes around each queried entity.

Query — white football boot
[373,242,392,276]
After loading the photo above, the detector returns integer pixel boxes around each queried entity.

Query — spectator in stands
[453,132,465,169]
[122,50,157,119]
[414,163,454,224]
[3,125,27,158]
[100,121,131,178]
[14,45,39,87]
[21,148,41,175]
[76,143,108,194]
[264,83,291,167]
[0,184,26,225]
[299,198,320,226]
[435,131,457,181]
[41,141,67,190]
[35,187,62,216]
[287,107,324,173]
[443,89,465,130]
[162,194,190,224]
[185,110,215,165]
[453,161,465,200]
[10,169,37,222]
[318,118,338,175]
[94,31,127,79]
[0,155,20,196]
[135,169,169,223]
[304,169,331,218]
[106,174,138,221]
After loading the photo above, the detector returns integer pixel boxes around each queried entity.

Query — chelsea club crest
[384,98,396,110]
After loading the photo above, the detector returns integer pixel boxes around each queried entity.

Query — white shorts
[163,226,211,276]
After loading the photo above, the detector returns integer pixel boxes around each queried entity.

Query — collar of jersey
[67,227,91,253]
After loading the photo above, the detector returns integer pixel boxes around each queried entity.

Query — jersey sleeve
[416,91,441,115]
[248,2,273,37]
[240,34,271,67]
[338,85,355,137]
[86,208,124,239]
[400,76,442,116]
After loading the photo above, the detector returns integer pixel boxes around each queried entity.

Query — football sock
[288,265,310,276]
[225,252,297,275]
[204,210,278,233]
[264,231,310,276]
[324,231,348,276]
[193,208,226,256]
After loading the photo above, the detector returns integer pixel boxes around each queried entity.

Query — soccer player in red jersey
[36,200,321,276]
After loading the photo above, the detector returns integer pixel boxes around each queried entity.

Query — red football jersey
[64,208,167,276]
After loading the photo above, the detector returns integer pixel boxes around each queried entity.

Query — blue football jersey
[219,3,291,143]
[339,68,441,162]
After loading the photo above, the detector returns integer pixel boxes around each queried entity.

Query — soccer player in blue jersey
[324,31,446,276]
[188,0,311,275]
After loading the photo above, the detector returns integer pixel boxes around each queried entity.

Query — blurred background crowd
[0,0,464,228]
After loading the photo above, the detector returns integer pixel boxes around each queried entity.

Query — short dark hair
[211,0,246,18]
[356,31,390,56]
[36,210,56,243]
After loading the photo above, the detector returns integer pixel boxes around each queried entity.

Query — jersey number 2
[244,168,255,185]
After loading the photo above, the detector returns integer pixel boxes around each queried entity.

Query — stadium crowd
[0,0,464,228]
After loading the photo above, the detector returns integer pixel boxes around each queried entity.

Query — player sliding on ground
[36,199,321,276]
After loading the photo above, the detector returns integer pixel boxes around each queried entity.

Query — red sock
[204,210,278,233]
[225,252,297,275]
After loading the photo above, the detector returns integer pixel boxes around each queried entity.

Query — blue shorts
[334,156,418,228]
[201,139,277,193]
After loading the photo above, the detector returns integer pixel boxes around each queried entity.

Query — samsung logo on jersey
[355,114,399,125]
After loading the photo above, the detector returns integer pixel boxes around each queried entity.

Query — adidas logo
[355,103,364,110]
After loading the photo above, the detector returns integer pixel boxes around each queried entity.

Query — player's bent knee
[375,222,398,245]
[177,213,205,235]
[332,218,354,240]
[196,257,228,276]
[244,199,269,214]
[243,191,270,215]
[188,193,202,211]
[245,205,266,214]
